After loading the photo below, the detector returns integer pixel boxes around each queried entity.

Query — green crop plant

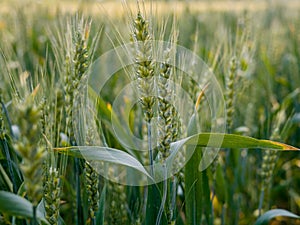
[0,1,299,225]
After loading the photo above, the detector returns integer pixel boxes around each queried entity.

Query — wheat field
[0,1,299,225]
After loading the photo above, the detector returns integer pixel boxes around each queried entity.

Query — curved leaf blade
[55,146,152,180]
[168,132,298,173]
[183,133,299,150]
[254,209,300,225]
[0,191,49,224]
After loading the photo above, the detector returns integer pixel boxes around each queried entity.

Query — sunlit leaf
[55,146,152,180]
[254,209,300,225]
[169,132,299,173]
[183,133,299,150]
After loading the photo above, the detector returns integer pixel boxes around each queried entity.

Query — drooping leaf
[184,133,299,150]
[54,134,298,185]
[169,133,298,174]
[0,191,49,224]
[54,146,152,183]
[254,209,300,225]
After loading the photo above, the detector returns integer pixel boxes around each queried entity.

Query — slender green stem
[185,114,203,225]
[169,176,177,223]
[75,158,83,225]
[91,217,96,225]
[32,205,37,225]
[211,185,216,224]
[156,162,167,225]
[258,190,264,216]
[147,122,154,177]
[221,205,226,225]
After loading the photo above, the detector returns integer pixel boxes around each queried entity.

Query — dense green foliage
[0,1,299,225]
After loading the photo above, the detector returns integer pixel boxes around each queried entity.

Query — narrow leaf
[0,191,49,224]
[184,133,299,150]
[184,113,203,225]
[55,146,152,181]
[145,183,165,225]
[96,184,106,225]
[254,209,300,225]
[170,133,298,176]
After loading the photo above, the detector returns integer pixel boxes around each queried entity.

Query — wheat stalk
[131,11,156,175]
[156,28,181,224]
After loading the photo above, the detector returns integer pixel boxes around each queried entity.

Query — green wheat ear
[225,56,238,133]
[157,46,180,161]
[13,97,46,206]
[41,92,63,225]
[63,16,92,145]
[84,126,99,224]
[85,162,99,223]
[43,167,61,225]
[131,11,155,123]
[130,11,156,172]
[259,110,287,211]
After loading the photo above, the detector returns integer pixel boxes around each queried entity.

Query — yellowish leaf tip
[195,82,209,111]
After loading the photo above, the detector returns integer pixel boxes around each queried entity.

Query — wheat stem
[147,123,154,176]
[156,162,168,225]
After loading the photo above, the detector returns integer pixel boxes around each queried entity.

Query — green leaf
[55,146,152,182]
[0,191,50,224]
[185,133,299,150]
[0,163,13,192]
[179,127,299,225]
[169,132,299,172]
[54,133,298,185]
[145,183,164,225]
[254,209,300,225]
[184,114,203,225]
[215,164,227,204]
[96,184,106,225]
[0,159,23,192]
[202,169,213,225]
